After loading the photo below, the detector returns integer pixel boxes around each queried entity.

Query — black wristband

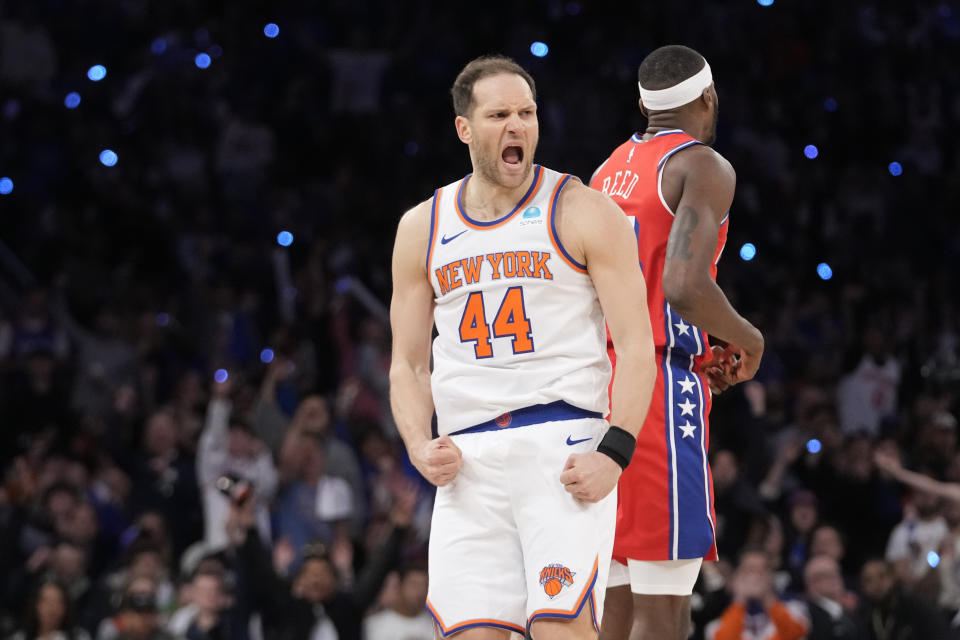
[596,426,636,470]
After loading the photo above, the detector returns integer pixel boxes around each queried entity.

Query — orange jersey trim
[426,598,526,637]
[454,165,545,230]
[425,187,442,273]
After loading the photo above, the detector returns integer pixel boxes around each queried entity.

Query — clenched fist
[410,435,464,487]
[560,451,621,503]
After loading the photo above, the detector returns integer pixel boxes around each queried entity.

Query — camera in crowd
[216,473,253,505]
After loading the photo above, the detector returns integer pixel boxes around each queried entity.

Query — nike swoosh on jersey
[440,230,467,244]
[566,435,592,446]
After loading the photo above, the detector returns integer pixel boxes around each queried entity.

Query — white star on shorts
[674,319,691,336]
[677,376,696,395]
[679,421,697,438]
[678,399,696,416]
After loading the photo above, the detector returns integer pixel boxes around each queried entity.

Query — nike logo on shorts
[566,435,592,445]
[440,230,467,244]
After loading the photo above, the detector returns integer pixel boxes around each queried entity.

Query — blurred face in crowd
[398,569,428,616]
[228,425,257,459]
[35,583,67,633]
[129,550,166,581]
[120,576,160,638]
[65,501,99,545]
[790,500,818,534]
[144,410,178,457]
[735,551,774,598]
[810,525,844,562]
[45,486,77,526]
[456,73,539,191]
[805,556,844,602]
[294,557,337,604]
[861,560,894,603]
[191,573,226,615]
[297,395,331,436]
[711,450,738,492]
[52,543,87,582]
[843,436,873,481]
[914,489,942,520]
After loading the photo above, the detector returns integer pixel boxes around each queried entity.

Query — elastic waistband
[449,400,602,436]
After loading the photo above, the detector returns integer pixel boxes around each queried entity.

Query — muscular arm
[388,202,462,485]
[561,182,656,438]
[388,202,436,452]
[556,183,656,502]
[662,147,764,359]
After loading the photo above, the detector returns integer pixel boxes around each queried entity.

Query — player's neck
[644,115,700,142]
[463,168,535,221]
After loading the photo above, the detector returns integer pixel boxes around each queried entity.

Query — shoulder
[556,178,623,220]
[669,144,736,185]
[396,198,434,235]
[392,198,434,268]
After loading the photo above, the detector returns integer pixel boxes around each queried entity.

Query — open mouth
[502,145,523,166]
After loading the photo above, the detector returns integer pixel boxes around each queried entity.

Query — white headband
[638,60,713,111]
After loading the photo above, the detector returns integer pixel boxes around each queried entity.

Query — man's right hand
[410,435,463,487]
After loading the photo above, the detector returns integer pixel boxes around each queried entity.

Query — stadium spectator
[706,549,808,640]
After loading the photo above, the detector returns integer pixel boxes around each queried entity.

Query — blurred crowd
[1,0,959,639]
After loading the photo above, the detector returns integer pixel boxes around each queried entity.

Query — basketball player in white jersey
[389,55,657,640]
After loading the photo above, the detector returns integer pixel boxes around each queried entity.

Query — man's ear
[701,86,715,112]
[455,115,472,144]
[638,98,649,119]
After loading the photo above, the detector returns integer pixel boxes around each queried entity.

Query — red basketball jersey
[591,129,728,561]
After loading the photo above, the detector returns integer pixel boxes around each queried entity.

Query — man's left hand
[560,451,621,503]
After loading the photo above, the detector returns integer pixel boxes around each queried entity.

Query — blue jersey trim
[449,400,601,436]
[657,140,701,170]
[549,175,588,271]
[456,165,542,227]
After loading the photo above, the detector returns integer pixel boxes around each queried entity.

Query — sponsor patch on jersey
[522,206,541,219]
[539,563,575,599]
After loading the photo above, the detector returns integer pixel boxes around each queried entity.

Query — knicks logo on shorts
[495,412,512,427]
[539,563,575,599]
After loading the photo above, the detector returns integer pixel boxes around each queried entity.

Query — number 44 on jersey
[459,286,534,359]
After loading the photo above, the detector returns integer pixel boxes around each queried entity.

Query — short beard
[474,150,533,188]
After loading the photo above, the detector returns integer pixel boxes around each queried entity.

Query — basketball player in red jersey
[589,45,764,640]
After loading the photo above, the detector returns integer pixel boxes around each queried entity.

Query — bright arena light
[87,65,107,81]
[817,263,833,280]
[277,231,294,247]
[99,149,118,167]
[888,161,903,176]
[740,243,757,261]
[0,177,13,195]
[264,23,280,38]
[530,41,549,57]
[806,439,822,454]
[64,92,82,109]
[195,53,212,69]
[804,144,819,159]
[214,369,229,383]
[758,0,774,6]
[260,348,275,364]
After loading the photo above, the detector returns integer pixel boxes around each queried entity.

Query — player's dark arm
[662,148,763,360]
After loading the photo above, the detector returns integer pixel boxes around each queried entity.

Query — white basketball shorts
[426,411,615,636]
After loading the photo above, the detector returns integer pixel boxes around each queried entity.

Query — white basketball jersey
[426,165,611,435]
